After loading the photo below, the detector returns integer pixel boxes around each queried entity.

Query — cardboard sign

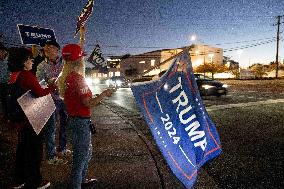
[17,91,56,135]
[17,24,56,45]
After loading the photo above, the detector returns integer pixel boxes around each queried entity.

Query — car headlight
[222,84,228,88]
[85,77,92,85]
[116,80,122,86]
[106,79,110,85]
[202,85,214,90]
[93,78,100,85]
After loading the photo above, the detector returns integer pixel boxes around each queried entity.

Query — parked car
[154,71,228,96]
[106,76,129,87]
[194,74,228,97]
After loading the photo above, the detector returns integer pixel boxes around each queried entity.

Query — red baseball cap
[62,44,86,61]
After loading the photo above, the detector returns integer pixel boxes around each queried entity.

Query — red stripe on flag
[168,151,198,180]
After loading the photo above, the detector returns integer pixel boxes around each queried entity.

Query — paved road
[101,100,284,189]
[92,79,284,112]
[98,79,284,188]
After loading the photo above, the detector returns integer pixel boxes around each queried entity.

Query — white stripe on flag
[155,92,164,113]
[179,145,196,168]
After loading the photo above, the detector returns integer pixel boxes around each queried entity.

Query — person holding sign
[57,44,115,188]
[8,48,55,189]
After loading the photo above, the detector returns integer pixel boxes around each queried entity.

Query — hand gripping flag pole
[130,48,222,188]
[79,26,86,49]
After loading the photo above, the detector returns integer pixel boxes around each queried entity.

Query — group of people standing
[0,41,114,189]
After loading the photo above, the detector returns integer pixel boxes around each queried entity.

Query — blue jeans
[68,117,92,189]
[44,112,56,160]
[55,100,68,152]
[44,100,68,159]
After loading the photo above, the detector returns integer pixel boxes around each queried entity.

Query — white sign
[17,91,56,135]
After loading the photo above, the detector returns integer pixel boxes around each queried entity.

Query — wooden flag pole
[31,44,37,58]
[79,26,86,50]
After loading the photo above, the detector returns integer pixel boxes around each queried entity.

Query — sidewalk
[42,102,173,188]
[0,102,218,189]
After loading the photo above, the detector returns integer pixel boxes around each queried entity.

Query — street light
[189,34,205,44]
[190,35,197,41]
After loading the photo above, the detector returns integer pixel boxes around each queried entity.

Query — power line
[223,38,278,52]
[104,38,279,57]
[212,36,277,46]
[82,36,279,54]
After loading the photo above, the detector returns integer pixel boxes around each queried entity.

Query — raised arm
[82,88,115,108]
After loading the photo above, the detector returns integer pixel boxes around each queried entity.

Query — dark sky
[1,0,284,67]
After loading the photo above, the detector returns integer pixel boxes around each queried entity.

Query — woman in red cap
[57,44,114,188]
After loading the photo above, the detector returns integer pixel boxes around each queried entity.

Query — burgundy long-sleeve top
[11,70,56,97]
[8,70,56,129]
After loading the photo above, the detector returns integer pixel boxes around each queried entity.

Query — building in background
[190,44,223,69]
[120,48,180,78]
[86,57,121,79]
[119,44,223,78]
[86,44,223,80]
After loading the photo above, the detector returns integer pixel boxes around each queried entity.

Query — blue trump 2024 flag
[131,50,222,188]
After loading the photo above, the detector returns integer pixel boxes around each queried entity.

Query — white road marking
[207,99,284,112]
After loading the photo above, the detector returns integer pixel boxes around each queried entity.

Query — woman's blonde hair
[57,58,85,98]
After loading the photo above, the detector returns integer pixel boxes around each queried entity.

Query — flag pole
[31,44,37,58]
[79,26,86,50]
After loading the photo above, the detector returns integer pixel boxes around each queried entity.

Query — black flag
[87,44,108,73]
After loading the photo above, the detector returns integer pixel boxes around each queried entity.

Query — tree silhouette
[194,62,227,79]
[249,64,267,78]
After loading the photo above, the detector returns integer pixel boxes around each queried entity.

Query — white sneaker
[81,178,98,188]
[12,183,25,189]
[60,149,72,156]
[37,180,50,189]
[47,156,67,165]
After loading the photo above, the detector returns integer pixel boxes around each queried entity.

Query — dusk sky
[1,0,284,68]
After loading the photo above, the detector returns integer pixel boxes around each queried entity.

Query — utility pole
[274,15,283,78]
